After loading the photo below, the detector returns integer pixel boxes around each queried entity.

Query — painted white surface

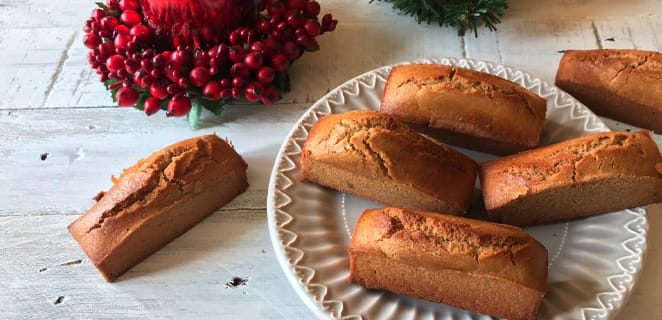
[0,0,660,319]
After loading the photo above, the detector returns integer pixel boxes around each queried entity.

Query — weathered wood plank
[0,104,308,217]
[0,27,78,109]
[0,212,313,319]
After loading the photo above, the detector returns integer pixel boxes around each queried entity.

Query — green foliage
[187,97,203,130]
[371,0,508,36]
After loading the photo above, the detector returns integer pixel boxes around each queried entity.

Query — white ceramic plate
[266,58,647,320]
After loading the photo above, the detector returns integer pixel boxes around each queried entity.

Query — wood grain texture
[0,104,309,216]
[0,211,312,320]
[1,0,662,319]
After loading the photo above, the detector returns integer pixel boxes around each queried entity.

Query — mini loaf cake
[480,130,662,226]
[555,49,662,132]
[349,207,548,320]
[380,64,547,155]
[68,134,249,282]
[301,110,478,215]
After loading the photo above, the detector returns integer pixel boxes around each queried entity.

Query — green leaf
[133,91,149,111]
[372,0,508,37]
[95,2,108,10]
[103,79,119,90]
[187,97,203,130]
[199,98,226,116]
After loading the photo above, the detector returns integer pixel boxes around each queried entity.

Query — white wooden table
[1,1,661,319]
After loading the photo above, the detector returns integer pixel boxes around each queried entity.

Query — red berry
[296,35,319,50]
[189,67,211,87]
[286,10,305,28]
[171,49,191,67]
[323,19,337,32]
[124,59,140,74]
[230,63,250,78]
[142,49,155,59]
[91,9,105,21]
[220,89,233,99]
[165,68,180,82]
[322,13,333,26]
[304,20,321,36]
[257,0,268,11]
[98,42,116,57]
[271,54,289,72]
[276,21,288,31]
[133,70,152,88]
[282,29,294,41]
[229,31,243,45]
[116,87,139,107]
[150,81,169,99]
[257,19,273,33]
[231,88,242,99]
[244,82,264,102]
[232,76,245,88]
[220,78,233,88]
[321,13,337,32]
[106,55,125,72]
[282,41,300,60]
[238,28,250,39]
[114,33,132,50]
[140,58,153,72]
[100,16,119,32]
[244,52,264,70]
[114,24,130,35]
[203,81,222,101]
[152,54,167,69]
[83,33,102,49]
[109,81,124,90]
[122,79,133,87]
[208,44,228,60]
[261,85,280,105]
[130,24,151,41]
[177,77,190,89]
[166,94,192,117]
[116,68,128,79]
[287,0,306,10]
[209,66,220,75]
[120,10,142,26]
[193,51,210,67]
[99,29,113,38]
[262,38,282,57]
[119,0,140,11]
[143,97,161,116]
[228,45,246,62]
[257,66,275,83]
[87,52,96,64]
[270,13,283,25]
[167,84,181,95]
[268,1,287,16]
[250,41,264,54]
[303,1,321,17]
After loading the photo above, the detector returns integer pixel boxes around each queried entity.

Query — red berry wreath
[83,0,338,128]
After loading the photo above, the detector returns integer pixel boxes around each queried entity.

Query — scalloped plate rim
[266,58,648,320]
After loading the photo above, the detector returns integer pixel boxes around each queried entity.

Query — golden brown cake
[480,130,662,226]
[380,64,547,155]
[555,49,662,132]
[68,134,248,282]
[301,110,478,215]
[349,207,548,320]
